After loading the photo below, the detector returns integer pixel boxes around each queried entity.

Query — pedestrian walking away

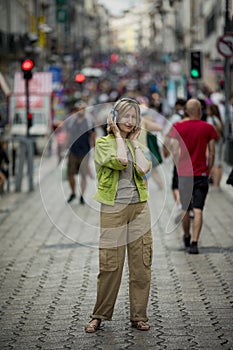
[85,97,153,333]
[0,139,9,194]
[65,101,96,205]
[163,99,187,222]
[169,98,218,254]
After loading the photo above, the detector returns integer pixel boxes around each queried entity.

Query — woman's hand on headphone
[108,115,121,137]
[129,126,141,141]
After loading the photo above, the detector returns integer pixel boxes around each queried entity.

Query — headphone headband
[113,97,139,110]
[111,97,140,123]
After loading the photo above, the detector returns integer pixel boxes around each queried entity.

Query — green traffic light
[191,69,200,78]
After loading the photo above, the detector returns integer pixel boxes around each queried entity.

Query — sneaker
[189,242,199,254]
[80,195,85,205]
[67,193,76,203]
[183,234,191,248]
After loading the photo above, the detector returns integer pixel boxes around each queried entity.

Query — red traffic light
[75,73,86,83]
[110,53,119,63]
[27,113,33,128]
[21,59,34,71]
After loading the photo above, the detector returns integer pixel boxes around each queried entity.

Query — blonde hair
[107,99,141,135]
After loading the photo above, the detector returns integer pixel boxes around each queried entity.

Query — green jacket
[93,134,150,205]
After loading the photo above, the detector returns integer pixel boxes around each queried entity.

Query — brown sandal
[85,318,101,333]
[131,321,150,331]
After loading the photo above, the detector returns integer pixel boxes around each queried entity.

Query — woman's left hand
[129,127,141,141]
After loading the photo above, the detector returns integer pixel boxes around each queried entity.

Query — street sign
[14,72,52,94]
[168,61,182,76]
[168,61,182,81]
[217,33,233,57]
[56,8,67,23]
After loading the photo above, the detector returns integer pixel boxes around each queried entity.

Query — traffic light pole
[25,78,30,137]
[19,58,35,191]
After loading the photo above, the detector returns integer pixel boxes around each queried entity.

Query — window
[205,11,216,37]
[13,113,25,124]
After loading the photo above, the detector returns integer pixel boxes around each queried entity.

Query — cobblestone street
[0,155,232,349]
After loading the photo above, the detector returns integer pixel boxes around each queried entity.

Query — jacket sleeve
[94,136,127,171]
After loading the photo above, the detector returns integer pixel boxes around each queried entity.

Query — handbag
[147,132,163,166]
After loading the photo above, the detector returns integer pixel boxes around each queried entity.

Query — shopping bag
[147,132,163,166]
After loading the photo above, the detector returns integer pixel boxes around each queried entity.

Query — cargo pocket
[99,247,118,271]
[142,233,152,267]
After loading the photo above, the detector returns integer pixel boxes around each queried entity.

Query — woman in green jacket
[85,98,153,332]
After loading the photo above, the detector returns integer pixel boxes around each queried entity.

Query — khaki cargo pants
[91,201,152,322]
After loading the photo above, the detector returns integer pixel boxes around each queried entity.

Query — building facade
[0,0,232,118]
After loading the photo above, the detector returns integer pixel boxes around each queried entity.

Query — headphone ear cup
[111,108,118,122]
[114,110,119,122]
[110,108,115,118]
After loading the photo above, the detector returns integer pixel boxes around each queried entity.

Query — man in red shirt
[169,99,218,254]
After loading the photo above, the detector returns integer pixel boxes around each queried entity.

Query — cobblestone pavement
[0,155,232,350]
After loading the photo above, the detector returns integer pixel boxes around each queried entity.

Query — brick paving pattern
[0,156,232,349]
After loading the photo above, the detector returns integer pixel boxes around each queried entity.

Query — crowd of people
[56,86,230,210]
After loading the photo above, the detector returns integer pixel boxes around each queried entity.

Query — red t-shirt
[169,119,218,176]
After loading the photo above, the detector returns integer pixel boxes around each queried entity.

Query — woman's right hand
[108,115,121,138]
